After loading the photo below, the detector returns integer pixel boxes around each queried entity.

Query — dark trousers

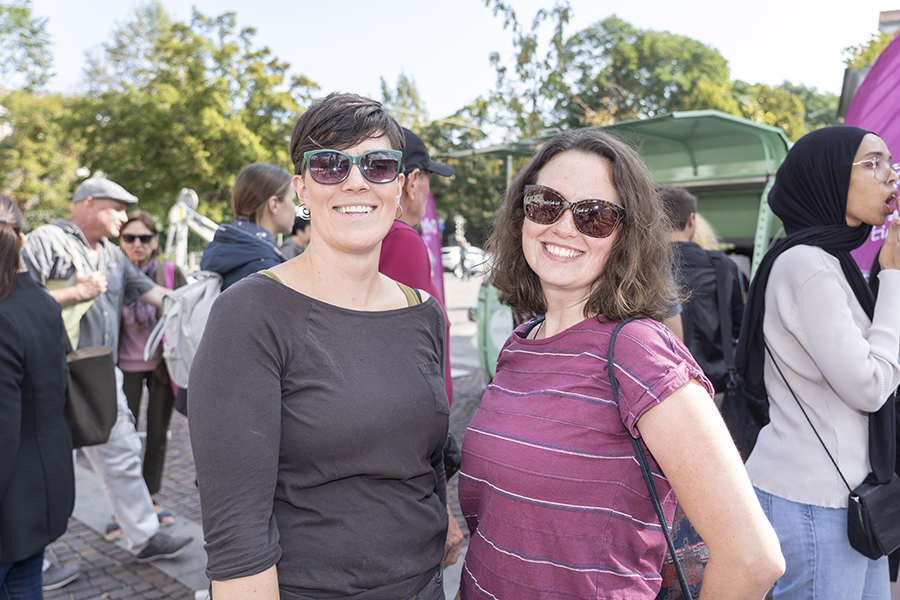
[0,548,43,600]
[122,369,175,496]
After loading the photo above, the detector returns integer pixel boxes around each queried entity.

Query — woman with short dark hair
[190,93,450,600]
[0,195,74,598]
[458,129,784,599]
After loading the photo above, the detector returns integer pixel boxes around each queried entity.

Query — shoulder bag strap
[763,343,852,493]
[39,224,87,274]
[608,318,693,599]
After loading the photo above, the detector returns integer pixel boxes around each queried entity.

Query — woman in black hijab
[736,126,900,599]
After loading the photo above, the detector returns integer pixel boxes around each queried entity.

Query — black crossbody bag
[765,344,900,560]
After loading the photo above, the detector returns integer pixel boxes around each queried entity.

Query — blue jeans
[755,488,889,600]
[0,548,44,600]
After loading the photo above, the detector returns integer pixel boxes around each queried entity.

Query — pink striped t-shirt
[458,317,712,600]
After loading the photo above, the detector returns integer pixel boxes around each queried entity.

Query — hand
[75,271,107,300]
[879,219,900,271]
[442,504,464,569]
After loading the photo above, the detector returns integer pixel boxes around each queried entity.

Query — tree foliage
[480,0,571,140]
[779,81,840,132]
[561,16,739,127]
[0,0,52,90]
[0,4,849,238]
[71,1,317,222]
[733,81,805,141]
[382,72,429,129]
[0,90,83,224]
[844,32,894,70]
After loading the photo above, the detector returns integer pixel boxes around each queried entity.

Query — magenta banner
[421,191,445,304]
[846,34,900,278]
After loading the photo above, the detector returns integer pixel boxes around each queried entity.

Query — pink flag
[846,34,900,278]
[420,191,445,304]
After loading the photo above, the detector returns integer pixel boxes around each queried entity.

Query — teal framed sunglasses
[302,149,403,185]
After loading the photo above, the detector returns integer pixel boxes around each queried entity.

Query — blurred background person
[280,216,310,259]
[692,212,721,250]
[200,163,293,290]
[106,210,188,541]
[0,194,75,598]
[660,186,744,400]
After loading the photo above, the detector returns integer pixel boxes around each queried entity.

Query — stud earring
[296,204,311,220]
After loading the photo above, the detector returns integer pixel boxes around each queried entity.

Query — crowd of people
[2,89,899,600]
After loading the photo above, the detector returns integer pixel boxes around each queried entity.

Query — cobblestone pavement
[45,368,488,600]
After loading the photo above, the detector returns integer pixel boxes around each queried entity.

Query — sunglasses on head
[523,184,626,238]
[121,233,156,244]
[302,149,403,185]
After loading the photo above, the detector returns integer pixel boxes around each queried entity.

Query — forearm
[640,382,784,597]
[698,559,775,600]
[211,565,279,600]
[48,285,90,307]
[139,285,169,309]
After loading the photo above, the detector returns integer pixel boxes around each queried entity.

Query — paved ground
[44,272,489,600]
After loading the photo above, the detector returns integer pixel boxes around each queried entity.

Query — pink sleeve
[380,227,435,292]
[610,319,714,437]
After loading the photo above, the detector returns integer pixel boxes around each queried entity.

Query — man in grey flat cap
[21,178,193,574]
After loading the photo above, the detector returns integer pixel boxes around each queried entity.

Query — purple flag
[420,191,445,304]
[846,34,900,278]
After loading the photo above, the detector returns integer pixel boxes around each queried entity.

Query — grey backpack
[144,271,223,389]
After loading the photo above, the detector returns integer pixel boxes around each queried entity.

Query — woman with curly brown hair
[457,129,784,599]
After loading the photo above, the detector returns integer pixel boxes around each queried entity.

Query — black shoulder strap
[608,318,693,599]
[709,253,734,371]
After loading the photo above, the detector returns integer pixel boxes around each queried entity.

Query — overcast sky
[28,0,896,120]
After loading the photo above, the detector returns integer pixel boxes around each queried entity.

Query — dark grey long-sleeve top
[189,273,449,600]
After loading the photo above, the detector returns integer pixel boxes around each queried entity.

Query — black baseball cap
[402,128,454,177]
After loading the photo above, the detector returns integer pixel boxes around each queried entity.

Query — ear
[396,172,406,203]
[292,175,308,202]
[685,212,695,229]
[404,168,420,200]
[267,194,280,214]
[17,231,25,253]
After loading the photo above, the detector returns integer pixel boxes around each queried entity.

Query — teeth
[337,205,373,214]
[545,244,582,258]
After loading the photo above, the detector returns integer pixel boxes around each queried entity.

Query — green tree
[0,90,84,225]
[420,113,511,245]
[561,16,739,127]
[381,72,429,129]
[480,0,572,140]
[844,32,894,70]
[72,2,317,223]
[733,81,805,141]
[0,0,52,90]
[779,81,840,132]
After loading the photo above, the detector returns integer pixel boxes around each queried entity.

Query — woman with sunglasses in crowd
[199,163,294,291]
[102,210,188,542]
[457,129,784,599]
[736,127,900,600]
[0,194,74,598]
[189,93,450,600]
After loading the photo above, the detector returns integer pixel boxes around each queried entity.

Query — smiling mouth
[544,243,583,258]
[336,205,374,215]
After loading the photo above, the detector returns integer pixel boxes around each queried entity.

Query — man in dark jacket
[660,187,744,398]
